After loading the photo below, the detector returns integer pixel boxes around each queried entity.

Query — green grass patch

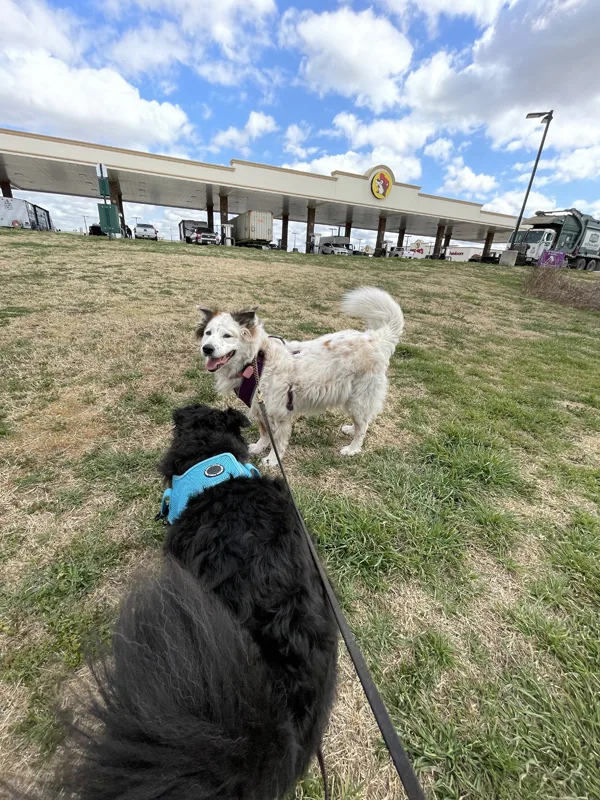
[76,446,162,501]
[2,233,600,797]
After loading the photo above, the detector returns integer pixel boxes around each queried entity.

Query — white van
[134,223,158,240]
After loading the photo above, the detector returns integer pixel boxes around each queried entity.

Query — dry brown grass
[1,232,599,799]
[523,264,600,310]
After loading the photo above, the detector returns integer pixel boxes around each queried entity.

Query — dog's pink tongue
[206,356,227,371]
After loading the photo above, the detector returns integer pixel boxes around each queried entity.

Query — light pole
[511,110,554,249]
[83,215,87,234]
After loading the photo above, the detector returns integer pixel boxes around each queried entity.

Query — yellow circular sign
[371,169,393,200]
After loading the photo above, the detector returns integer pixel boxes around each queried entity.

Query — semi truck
[510,208,600,270]
[231,210,273,247]
[0,197,53,230]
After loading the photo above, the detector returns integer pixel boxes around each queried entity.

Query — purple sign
[538,250,566,268]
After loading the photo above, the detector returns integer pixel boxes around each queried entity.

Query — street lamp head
[526,110,553,121]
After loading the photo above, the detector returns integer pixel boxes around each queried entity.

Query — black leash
[253,373,425,800]
[316,747,330,800]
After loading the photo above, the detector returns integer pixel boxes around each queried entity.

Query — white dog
[197,287,404,467]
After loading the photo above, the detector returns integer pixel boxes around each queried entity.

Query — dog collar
[158,453,260,525]
[235,352,265,408]
[235,338,294,411]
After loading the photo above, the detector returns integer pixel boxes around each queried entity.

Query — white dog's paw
[261,453,279,468]
[341,424,355,436]
[249,441,267,455]
[340,444,362,457]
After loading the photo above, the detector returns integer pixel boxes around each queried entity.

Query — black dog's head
[159,405,252,481]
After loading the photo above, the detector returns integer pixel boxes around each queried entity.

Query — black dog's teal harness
[158,453,260,524]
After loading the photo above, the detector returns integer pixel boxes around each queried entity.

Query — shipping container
[231,211,273,246]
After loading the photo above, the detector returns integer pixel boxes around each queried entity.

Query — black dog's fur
[48,405,338,800]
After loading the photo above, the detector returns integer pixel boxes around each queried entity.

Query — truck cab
[511,228,556,263]
[512,209,600,270]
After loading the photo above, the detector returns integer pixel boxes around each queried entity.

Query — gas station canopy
[0,128,516,242]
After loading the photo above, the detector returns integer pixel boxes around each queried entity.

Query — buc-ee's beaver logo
[371,169,392,200]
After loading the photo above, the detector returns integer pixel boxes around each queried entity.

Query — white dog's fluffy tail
[341,286,404,348]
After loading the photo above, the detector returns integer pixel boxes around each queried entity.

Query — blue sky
[2,0,600,245]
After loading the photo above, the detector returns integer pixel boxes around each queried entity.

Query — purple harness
[234,338,294,411]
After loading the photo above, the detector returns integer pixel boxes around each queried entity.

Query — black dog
[49,405,338,800]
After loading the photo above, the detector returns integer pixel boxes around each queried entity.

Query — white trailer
[445,246,502,262]
[231,210,273,247]
[390,240,434,258]
[0,197,53,230]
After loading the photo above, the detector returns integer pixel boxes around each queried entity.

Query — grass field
[1,229,599,799]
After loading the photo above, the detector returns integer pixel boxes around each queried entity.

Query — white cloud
[284,123,317,159]
[0,51,194,149]
[195,62,284,105]
[283,148,422,184]
[0,0,83,61]
[283,109,434,184]
[210,111,278,156]
[403,0,600,159]
[280,7,413,110]
[538,145,600,184]
[424,137,454,163]
[439,156,498,199]
[196,61,243,86]
[245,111,277,139]
[483,189,557,217]
[571,199,600,218]
[0,0,195,151]
[113,0,276,63]
[108,22,189,75]
[159,80,178,96]
[381,0,508,26]
[331,112,434,155]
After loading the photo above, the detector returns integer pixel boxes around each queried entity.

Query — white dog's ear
[195,306,215,338]
[232,307,259,328]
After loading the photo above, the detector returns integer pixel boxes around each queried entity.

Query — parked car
[89,224,107,237]
[319,236,353,255]
[135,223,158,240]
